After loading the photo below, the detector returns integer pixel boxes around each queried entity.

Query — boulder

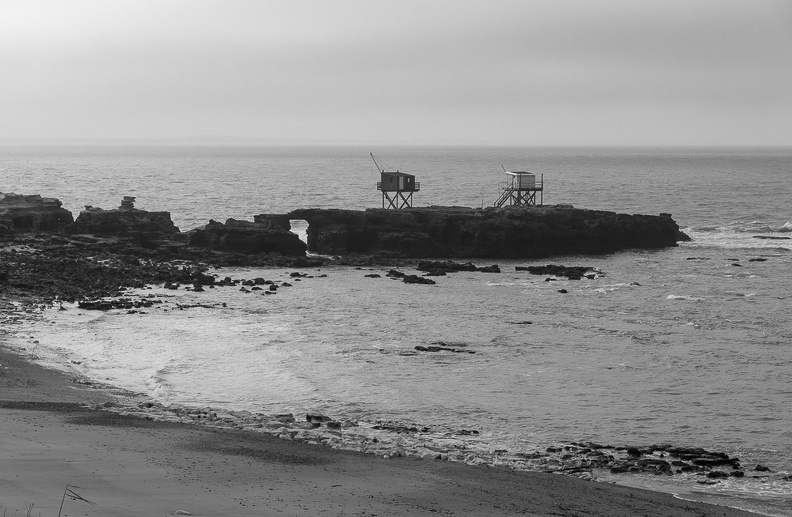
[402,274,436,285]
[706,470,730,479]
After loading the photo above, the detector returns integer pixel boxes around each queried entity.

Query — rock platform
[0,192,74,233]
[1,193,689,262]
[288,205,689,259]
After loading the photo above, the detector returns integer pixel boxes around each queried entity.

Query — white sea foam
[725,291,758,298]
[592,282,642,294]
[683,228,792,250]
[666,294,704,301]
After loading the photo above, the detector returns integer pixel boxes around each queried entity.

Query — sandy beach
[0,339,758,517]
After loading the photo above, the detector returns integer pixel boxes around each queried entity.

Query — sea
[1,144,791,515]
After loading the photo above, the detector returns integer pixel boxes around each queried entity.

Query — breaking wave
[683,220,792,250]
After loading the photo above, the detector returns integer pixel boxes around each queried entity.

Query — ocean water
[2,145,791,515]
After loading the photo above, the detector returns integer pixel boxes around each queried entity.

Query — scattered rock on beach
[306,414,334,427]
[78,298,161,311]
[87,400,772,486]
[424,270,447,276]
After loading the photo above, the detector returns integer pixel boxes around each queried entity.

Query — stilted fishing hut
[372,153,420,209]
[494,168,544,207]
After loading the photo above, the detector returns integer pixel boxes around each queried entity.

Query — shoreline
[0,335,761,516]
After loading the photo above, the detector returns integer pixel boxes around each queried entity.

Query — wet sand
[0,340,757,517]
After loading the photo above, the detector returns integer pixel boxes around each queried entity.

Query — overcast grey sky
[1,0,790,145]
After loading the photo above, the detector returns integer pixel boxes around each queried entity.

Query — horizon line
[0,137,790,149]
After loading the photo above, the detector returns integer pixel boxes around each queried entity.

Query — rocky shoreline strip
[72,395,784,487]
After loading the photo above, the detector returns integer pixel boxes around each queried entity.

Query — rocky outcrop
[67,198,179,248]
[287,205,689,259]
[515,265,601,280]
[188,217,307,256]
[2,192,690,261]
[0,244,212,302]
[416,261,501,274]
[0,192,74,233]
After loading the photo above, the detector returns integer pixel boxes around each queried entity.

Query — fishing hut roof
[380,171,415,177]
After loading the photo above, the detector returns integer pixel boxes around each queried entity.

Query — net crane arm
[371,153,399,173]
[370,153,385,173]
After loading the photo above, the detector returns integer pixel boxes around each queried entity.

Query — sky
[1,0,791,146]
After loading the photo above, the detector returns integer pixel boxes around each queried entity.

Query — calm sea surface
[2,145,791,515]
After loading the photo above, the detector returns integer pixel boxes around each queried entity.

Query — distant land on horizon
[1,137,789,149]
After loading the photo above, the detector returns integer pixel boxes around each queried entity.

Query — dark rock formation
[417,260,501,273]
[0,241,213,302]
[385,269,436,284]
[0,192,74,233]
[3,192,691,272]
[371,422,431,434]
[78,297,161,311]
[414,344,475,354]
[252,213,294,230]
[402,274,436,285]
[188,218,306,256]
[67,201,179,248]
[515,265,600,280]
[119,196,136,210]
[288,205,689,259]
[531,442,752,480]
